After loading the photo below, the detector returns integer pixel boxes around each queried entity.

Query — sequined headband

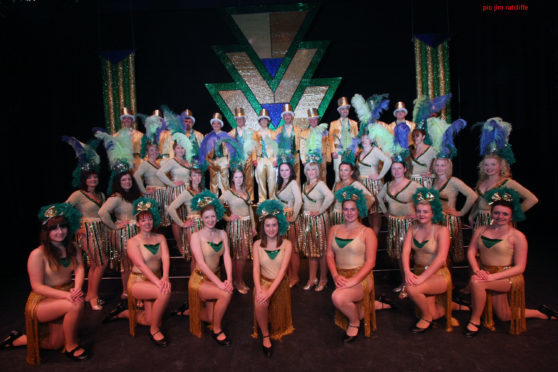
[258,208,281,220]
[415,192,435,202]
[135,201,153,212]
[488,192,513,205]
[197,196,216,209]
[340,191,360,201]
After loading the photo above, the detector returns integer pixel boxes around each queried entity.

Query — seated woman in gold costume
[464,187,556,337]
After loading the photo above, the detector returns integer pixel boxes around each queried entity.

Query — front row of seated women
[2,187,557,365]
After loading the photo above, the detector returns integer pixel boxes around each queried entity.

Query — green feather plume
[426,117,449,153]
[351,94,371,124]
[367,123,394,156]
[95,130,133,169]
[172,132,194,162]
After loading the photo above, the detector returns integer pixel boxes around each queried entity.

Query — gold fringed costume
[475,211,492,228]
[330,210,344,226]
[25,282,73,366]
[414,265,456,332]
[182,214,202,261]
[107,222,139,270]
[146,186,170,226]
[443,213,465,263]
[251,276,294,340]
[78,218,107,266]
[360,178,383,213]
[334,267,376,337]
[188,269,217,338]
[283,208,302,250]
[301,211,329,258]
[481,265,526,335]
[411,175,434,189]
[226,216,253,260]
[387,216,414,260]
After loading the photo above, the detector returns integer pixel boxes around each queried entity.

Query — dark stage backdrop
[2,0,554,277]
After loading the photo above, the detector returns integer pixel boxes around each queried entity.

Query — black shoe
[1,330,24,349]
[463,321,481,337]
[377,295,398,310]
[410,318,433,334]
[150,330,169,347]
[102,302,128,324]
[212,330,232,347]
[171,301,189,317]
[262,335,272,357]
[64,345,89,361]
[343,323,359,343]
[453,292,471,307]
[538,304,558,320]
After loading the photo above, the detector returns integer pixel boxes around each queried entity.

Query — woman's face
[86,173,99,188]
[263,217,279,239]
[49,224,68,243]
[412,131,425,144]
[483,157,501,177]
[259,118,269,129]
[339,164,353,181]
[416,203,433,224]
[147,145,160,159]
[433,159,448,177]
[191,171,202,187]
[202,208,217,228]
[233,171,244,188]
[120,174,133,191]
[491,205,513,226]
[174,145,185,159]
[279,164,291,180]
[138,213,154,232]
[306,166,318,181]
[391,162,406,179]
[211,120,222,132]
[342,200,359,223]
[361,135,372,148]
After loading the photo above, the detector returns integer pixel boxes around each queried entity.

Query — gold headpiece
[258,108,271,121]
[489,192,513,205]
[307,108,320,118]
[120,107,135,120]
[337,97,350,108]
[44,206,58,218]
[393,101,408,116]
[415,191,435,202]
[210,112,223,126]
[135,201,153,212]
[197,196,215,208]
[234,107,245,118]
[152,109,162,118]
[281,104,294,115]
[341,191,360,201]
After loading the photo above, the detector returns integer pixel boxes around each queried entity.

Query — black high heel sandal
[150,330,169,347]
[171,301,189,317]
[343,323,359,343]
[410,318,433,334]
[64,345,89,361]
[538,304,558,320]
[1,330,24,349]
[377,295,398,310]
[463,321,481,337]
[262,335,272,357]
[211,330,232,347]
[102,302,128,324]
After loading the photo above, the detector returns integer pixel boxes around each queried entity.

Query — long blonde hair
[477,154,511,185]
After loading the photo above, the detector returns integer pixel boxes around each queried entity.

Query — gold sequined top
[66,190,105,219]
[328,118,358,154]
[134,160,166,193]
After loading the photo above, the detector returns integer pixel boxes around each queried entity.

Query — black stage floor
[1,235,557,372]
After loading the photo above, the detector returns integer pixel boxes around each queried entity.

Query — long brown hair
[40,216,78,271]
[259,215,283,248]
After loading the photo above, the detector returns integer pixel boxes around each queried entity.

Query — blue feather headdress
[476,117,515,165]
[61,136,101,188]
[392,122,410,162]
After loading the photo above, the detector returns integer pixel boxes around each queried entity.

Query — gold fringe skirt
[414,265,456,332]
[127,271,162,336]
[77,218,107,266]
[25,282,73,366]
[443,213,465,263]
[387,216,414,260]
[330,210,344,226]
[360,177,383,213]
[481,265,526,335]
[411,175,434,188]
[251,275,294,341]
[475,211,492,228]
[107,222,139,270]
[334,267,376,337]
[188,269,219,338]
[146,185,170,226]
[166,184,188,223]
[226,216,254,260]
[301,211,329,258]
[284,208,302,253]
[181,214,202,261]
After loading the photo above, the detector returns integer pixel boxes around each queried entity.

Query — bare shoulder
[511,228,527,244]
[28,246,45,261]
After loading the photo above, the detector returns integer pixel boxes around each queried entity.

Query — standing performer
[469,118,538,227]
[351,94,393,234]
[228,107,256,201]
[401,188,456,333]
[201,113,232,196]
[63,136,107,311]
[4,203,88,365]
[329,97,359,183]
[300,108,330,183]
[188,191,233,345]
[274,149,302,288]
[253,108,278,203]
[301,155,335,292]
[220,164,257,295]
[275,104,303,184]
[429,118,477,263]
[327,186,378,342]
[464,188,556,337]
[251,200,294,357]
[384,101,416,143]
[117,107,144,171]
[376,123,421,296]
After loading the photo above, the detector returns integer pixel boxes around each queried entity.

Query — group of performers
[2,93,557,365]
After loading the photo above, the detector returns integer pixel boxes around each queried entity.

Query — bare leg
[467,277,511,331]
[307,258,318,285]
[319,256,328,283]
[36,298,85,355]
[332,286,363,336]
[172,223,184,255]
[255,300,271,347]
[199,282,232,341]
[131,281,171,340]
[406,274,447,328]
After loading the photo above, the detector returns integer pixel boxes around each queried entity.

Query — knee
[470,277,484,292]
[406,284,419,297]
[331,290,344,306]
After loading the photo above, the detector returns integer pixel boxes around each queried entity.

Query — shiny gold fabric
[251,275,294,341]
[226,216,254,260]
[255,157,276,203]
[209,157,230,196]
[78,218,107,266]
[107,222,138,271]
[481,265,526,335]
[360,178,383,213]
[414,265,456,332]
[146,186,170,226]
[443,213,465,263]
[334,267,376,337]
[411,175,434,189]
[387,216,414,260]
[126,271,160,336]
[330,210,344,226]
[182,215,202,261]
[301,211,329,258]
[188,269,219,338]
[475,211,493,228]
[25,282,72,366]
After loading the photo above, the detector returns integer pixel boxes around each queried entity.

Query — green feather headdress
[276,127,295,166]
[484,187,525,222]
[38,203,82,234]
[304,123,328,164]
[95,129,133,194]
[257,199,289,236]
[190,190,225,221]
[412,188,444,224]
[133,197,161,227]
[334,185,368,218]
[172,132,194,162]
[216,137,246,171]
[61,136,101,188]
